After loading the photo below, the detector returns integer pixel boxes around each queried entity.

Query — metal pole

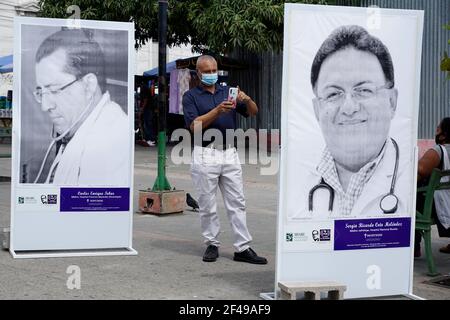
[153,0,171,191]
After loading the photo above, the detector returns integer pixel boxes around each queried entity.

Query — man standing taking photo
[182,55,267,264]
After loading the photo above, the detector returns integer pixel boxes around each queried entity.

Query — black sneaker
[203,245,219,262]
[233,248,267,264]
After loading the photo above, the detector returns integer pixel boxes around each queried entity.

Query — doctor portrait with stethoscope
[28,28,129,186]
[289,25,409,220]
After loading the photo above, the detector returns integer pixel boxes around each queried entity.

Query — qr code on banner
[47,194,58,204]
[41,194,58,204]
[320,229,331,241]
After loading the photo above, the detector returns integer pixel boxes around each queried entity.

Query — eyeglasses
[318,83,392,107]
[33,78,79,104]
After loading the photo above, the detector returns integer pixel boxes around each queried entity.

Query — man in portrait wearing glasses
[32,28,129,185]
[291,25,408,219]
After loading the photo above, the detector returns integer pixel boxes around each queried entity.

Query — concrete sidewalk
[0,143,448,300]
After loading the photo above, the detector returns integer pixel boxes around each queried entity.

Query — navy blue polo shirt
[182,84,249,147]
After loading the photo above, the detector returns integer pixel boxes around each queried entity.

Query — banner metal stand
[259,291,425,300]
[10,248,138,259]
[259,292,275,300]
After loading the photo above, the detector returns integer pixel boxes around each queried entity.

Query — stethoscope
[33,93,96,183]
[308,138,399,215]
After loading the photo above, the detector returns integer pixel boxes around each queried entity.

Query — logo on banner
[320,229,331,241]
[41,194,58,204]
[18,196,37,204]
[286,233,293,242]
[312,229,331,242]
[312,230,319,241]
[286,232,308,242]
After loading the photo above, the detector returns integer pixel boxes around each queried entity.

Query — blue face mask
[200,73,218,86]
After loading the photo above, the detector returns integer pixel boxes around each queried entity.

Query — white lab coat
[51,92,130,186]
[289,139,411,220]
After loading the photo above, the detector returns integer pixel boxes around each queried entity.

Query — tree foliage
[37,0,340,54]
[442,24,450,80]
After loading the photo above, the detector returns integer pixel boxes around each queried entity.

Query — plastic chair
[416,168,450,276]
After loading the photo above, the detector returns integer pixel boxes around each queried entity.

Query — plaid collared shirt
[316,142,388,216]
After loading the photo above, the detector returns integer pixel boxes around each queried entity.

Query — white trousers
[191,146,252,252]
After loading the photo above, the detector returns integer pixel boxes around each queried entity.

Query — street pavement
[0,143,448,300]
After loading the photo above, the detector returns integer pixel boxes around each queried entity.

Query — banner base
[9,247,138,259]
[260,291,424,300]
[403,293,425,300]
[259,292,275,300]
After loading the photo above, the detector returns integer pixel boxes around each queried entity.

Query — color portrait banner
[10,17,136,258]
[276,4,423,298]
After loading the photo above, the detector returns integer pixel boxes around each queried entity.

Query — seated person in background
[415,117,450,257]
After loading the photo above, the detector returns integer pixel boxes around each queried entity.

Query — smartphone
[228,87,238,107]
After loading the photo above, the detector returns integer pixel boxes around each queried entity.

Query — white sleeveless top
[433,144,450,229]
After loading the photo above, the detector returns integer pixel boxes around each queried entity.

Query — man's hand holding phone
[216,100,234,114]
[236,86,251,104]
